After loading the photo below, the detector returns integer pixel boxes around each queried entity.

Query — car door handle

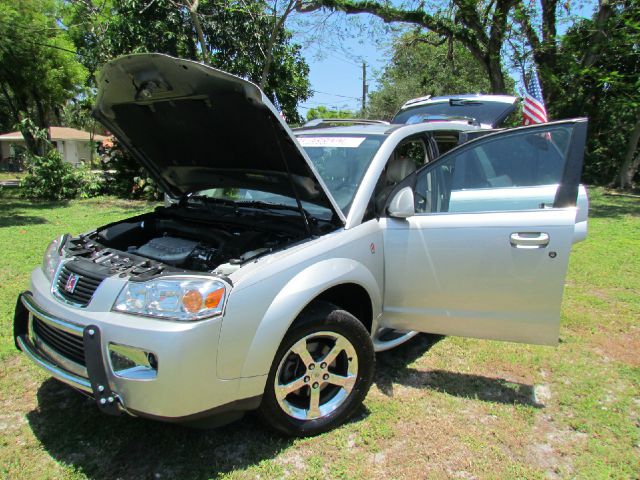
[510,232,550,248]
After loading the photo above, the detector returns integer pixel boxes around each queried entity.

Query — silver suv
[14,54,588,436]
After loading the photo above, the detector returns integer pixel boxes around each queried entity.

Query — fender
[238,258,382,380]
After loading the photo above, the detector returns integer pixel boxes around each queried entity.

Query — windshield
[296,134,385,214]
[393,99,515,126]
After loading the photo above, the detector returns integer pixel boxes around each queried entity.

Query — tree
[0,0,86,154]
[553,1,640,187]
[60,87,103,165]
[66,0,311,123]
[298,0,519,94]
[367,32,498,120]
[306,105,357,120]
[297,1,613,105]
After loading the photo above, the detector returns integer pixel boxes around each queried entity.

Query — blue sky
[293,2,597,120]
[298,37,388,117]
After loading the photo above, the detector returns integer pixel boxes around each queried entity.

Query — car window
[393,100,515,126]
[297,134,385,215]
[414,126,572,214]
[373,138,427,216]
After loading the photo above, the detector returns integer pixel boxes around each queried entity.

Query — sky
[292,11,393,119]
[292,2,597,121]
[297,39,388,117]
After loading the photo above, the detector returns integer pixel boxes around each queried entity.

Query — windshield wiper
[236,200,312,215]
[235,201,318,226]
[185,195,237,207]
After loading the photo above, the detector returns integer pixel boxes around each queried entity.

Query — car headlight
[42,236,64,281]
[113,277,227,321]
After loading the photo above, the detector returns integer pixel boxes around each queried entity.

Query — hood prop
[269,117,313,237]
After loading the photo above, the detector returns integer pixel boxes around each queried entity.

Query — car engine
[61,206,307,280]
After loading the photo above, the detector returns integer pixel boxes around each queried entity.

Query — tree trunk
[486,54,507,93]
[184,0,210,65]
[19,125,40,157]
[259,0,297,90]
[616,111,640,189]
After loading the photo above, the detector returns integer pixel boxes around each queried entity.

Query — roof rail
[295,118,390,130]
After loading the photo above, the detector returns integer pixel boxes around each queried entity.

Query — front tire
[258,302,374,436]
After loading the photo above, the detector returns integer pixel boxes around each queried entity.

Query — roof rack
[295,118,390,130]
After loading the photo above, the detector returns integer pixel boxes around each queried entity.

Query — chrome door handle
[510,232,550,248]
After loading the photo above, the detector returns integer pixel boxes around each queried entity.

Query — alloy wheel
[274,331,358,420]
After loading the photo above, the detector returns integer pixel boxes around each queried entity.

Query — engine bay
[62,205,311,280]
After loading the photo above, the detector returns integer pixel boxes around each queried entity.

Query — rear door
[381,120,587,345]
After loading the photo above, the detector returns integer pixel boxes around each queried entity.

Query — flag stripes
[523,68,548,125]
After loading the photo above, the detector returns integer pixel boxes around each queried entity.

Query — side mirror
[387,186,415,218]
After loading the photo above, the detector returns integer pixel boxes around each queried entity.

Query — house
[0,127,107,171]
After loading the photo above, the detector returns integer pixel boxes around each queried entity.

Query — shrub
[74,165,104,198]
[20,149,104,200]
[100,138,161,200]
[20,149,80,200]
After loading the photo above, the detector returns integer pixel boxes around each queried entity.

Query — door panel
[381,209,576,345]
[381,120,587,345]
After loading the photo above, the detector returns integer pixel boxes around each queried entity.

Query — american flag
[273,94,286,122]
[523,69,548,125]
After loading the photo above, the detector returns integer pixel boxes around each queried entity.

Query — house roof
[0,126,107,142]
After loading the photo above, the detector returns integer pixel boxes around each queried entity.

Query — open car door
[381,119,588,345]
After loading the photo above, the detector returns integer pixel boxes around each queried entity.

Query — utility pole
[361,61,367,116]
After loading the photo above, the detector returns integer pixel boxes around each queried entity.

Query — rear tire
[258,302,374,437]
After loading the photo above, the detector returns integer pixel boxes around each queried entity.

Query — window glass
[414,126,571,214]
[297,134,385,214]
[373,138,426,215]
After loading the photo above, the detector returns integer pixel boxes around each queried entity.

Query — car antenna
[269,118,313,237]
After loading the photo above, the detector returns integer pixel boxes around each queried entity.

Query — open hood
[392,94,519,128]
[94,53,343,222]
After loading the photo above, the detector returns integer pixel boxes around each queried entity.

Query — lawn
[0,172,23,182]
[0,188,638,479]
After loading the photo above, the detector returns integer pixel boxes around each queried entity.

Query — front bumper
[15,294,92,393]
[14,268,256,422]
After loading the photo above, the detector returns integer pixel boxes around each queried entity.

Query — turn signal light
[205,288,224,309]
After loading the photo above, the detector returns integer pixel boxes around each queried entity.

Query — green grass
[0,171,23,181]
[0,187,638,479]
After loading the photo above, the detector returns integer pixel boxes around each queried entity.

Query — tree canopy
[305,105,357,121]
[65,0,311,123]
[0,0,638,188]
[367,32,500,120]
[552,1,640,187]
[0,0,86,153]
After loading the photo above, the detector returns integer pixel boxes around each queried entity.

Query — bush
[100,138,161,200]
[20,149,103,200]
[74,165,104,198]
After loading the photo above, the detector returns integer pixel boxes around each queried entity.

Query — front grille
[55,262,105,306]
[32,316,86,366]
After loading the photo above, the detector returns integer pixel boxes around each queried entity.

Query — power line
[311,89,360,100]
[325,52,361,67]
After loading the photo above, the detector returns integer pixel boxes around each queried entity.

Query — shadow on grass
[375,334,541,408]
[0,195,152,229]
[589,193,640,218]
[27,379,295,480]
[589,199,640,218]
[0,198,67,228]
[27,336,538,478]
